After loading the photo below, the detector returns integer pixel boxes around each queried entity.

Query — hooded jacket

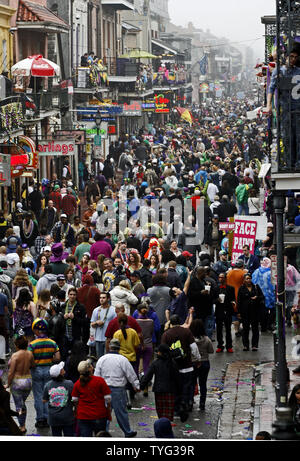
[36,273,58,296]
[110,285,138,315]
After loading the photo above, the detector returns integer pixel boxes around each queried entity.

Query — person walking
[6,335,35,434]
[237,273,265,351]
[71,360,111,437]
[215,273,236,353]
[42,361,75,437]
[28,318,61,428]
[94,338,139,438]
[140,343,181,422]
[189,319,214,410]
[90,292,116,358]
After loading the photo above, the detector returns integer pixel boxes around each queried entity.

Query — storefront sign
[154,93,170,113]
[55,130,85,145]
[231,219,257,264]
[0,154,11,186]
[37,140,75,156]
[142,100,156,112]
[122,101,142,116]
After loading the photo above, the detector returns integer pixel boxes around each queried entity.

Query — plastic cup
[219,294,225,303]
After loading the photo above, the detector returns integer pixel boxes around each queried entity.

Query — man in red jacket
[61,188,77,224]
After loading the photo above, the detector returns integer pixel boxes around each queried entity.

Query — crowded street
[0,0,300,445]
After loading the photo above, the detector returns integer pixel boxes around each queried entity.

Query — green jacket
[235,183,253,204]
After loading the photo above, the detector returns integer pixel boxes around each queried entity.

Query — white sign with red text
[231,219,257,264]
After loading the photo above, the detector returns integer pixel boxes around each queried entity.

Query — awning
[101,0,134,10]
[17,0,69,33]
[122,22,141,32]
[151,39,178,55]
[108,76,136,83]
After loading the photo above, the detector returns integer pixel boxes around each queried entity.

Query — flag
[199,54,208,75]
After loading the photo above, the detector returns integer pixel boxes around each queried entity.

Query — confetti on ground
[205,421,211,425]
[171,423,177,427]
[143,428,151,432]
[185,424,192,428]
[130,407,143,411]
[142,406,156,410]
[150,416,158,419]
[138,423,148,427]
[232,431,244,436]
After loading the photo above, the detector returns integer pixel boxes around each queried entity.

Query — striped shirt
[28,336,59,367]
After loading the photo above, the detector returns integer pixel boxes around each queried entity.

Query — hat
[109,338,121,350]
[57,274,65,281]
[267,222,274,228]
[213,214,219,219]
[50,243,69,263]
[32,318,48,332]
[78,360,92,375]
[182,251,193,258]
[7,253,19,265]
[261,257,271,268]
[219,250,227,256]
[67,181,73,186]
[53,185,60,191]
[60,214,67,219]
[42,245,52,253]
[16,202,23,209]
[7,237,18,249]
[50,361,65,378]
[130,270,140,278]
[235,259,244,268]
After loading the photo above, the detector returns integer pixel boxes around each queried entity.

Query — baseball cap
[7,237,18,249]
[50,361,65,378]
[54,185,60,191]
[109,338,121,350]
[235,259,244,268]
[42,245,52,252]
[219,250,227,256]
[60,214,67,219]
[57,274,65,281]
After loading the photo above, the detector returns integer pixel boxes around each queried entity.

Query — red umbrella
[11,54,60,77]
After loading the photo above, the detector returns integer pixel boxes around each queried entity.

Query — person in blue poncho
[252,257,276,332]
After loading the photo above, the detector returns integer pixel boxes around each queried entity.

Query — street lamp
[95,109,101,135]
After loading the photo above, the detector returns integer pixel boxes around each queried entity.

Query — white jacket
[109,286,139,315]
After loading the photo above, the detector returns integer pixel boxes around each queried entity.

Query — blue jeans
[11,377,32,427]
[238,203,249,216]
[51,425,74,437]
[95,341,106,358]
[204,312,215,340]
[77,418,107,437]
[31,366,51,421]
[110,387,135,437]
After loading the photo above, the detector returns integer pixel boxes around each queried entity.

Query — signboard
[200,83,209,93]
[55,130,85,145]
[142,100,156,112]
[154,93,170,113]
[93,145,102,159]
[219,222,235,231]
[231,219,257,264]
[94,135,102,146]
[270,255,287,286]
[37,140,75,156]
[234,215,267,241]
[122,101,142,116]
[0,153,11,186]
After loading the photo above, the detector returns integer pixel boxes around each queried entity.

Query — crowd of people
[0,94,300,438]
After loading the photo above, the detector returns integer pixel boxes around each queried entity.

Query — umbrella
[119,49,159,59]
[175,107,193,125]
[11,54,60,77]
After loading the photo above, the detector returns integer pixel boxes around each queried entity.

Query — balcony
[73,65,109,92]
[0,95,25,136]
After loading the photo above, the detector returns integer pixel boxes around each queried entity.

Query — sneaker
[243,347,249,351]
[216,347,224,353]
[226,348,234,353]
[252,347,258,351]
[180,412,189,423]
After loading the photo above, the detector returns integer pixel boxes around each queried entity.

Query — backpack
[170,339,186,361]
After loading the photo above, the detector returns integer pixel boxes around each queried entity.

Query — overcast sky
[168,0,276,60]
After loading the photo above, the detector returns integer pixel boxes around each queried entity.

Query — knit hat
[261,257,271,268]
[32,318,48,332]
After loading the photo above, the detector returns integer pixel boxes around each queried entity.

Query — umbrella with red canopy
[11,54,60,77]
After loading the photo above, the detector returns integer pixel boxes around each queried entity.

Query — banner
[231,219,257,264]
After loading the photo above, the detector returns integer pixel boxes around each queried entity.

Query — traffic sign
[94,134,101,146]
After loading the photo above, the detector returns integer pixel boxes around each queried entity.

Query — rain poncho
[252,266,275,309]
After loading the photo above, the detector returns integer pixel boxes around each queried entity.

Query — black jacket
[215,284,236,318]
[48,312,66,344]
[139,267,153,291]
[237,283,265,320]
[204,223,223,246]
[188,276,219,318]
[167,268,183,289]
[60,301,86,340]
[140,355,180,394]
